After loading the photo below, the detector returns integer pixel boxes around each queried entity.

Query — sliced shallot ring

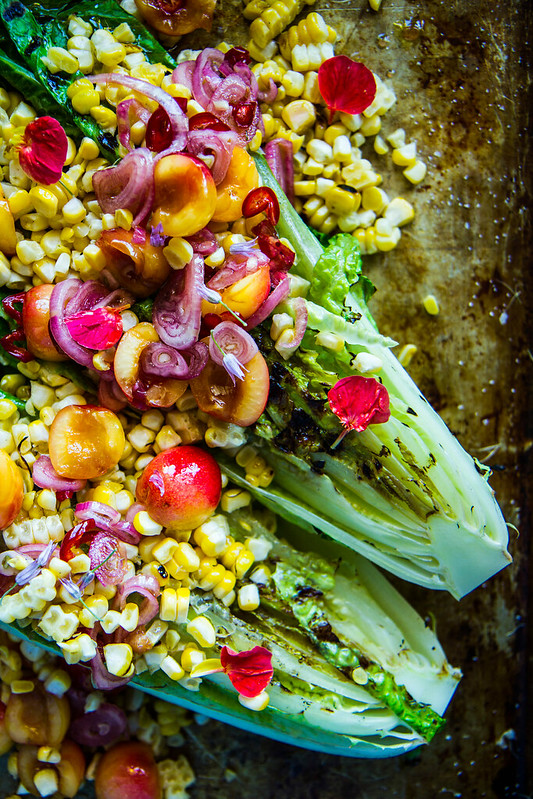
[140,340,208,380]
[186,129,237,184]
[92,147,154,226]
[75,501,140,545]
[32,455,86,492]
[88,73,188,150]
[172,60,196,92]
[117,574,160,627]
[191,48,225,108]
[265,138,295,204]
[153,253,204,350]
[244,274,291,329]
[209,321,258,365]
[275,297,308,355]
[116,98,152,151]
[49,279,97,368]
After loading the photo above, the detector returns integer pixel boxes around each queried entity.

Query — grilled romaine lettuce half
[215,154,511,601]
[0,505,460,758]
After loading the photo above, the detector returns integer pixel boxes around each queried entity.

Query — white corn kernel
[403,160,427,184]
[352,352,383,373]
[186,616,215,648]
[237,583,260,611]
[238,691,269,711]
[104,643,133,677]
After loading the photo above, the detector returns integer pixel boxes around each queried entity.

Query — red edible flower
[65,307,123,351]
[328,375,390,448]
[16,116,68,185]
[318,56,376,122]
[220,645,273,698]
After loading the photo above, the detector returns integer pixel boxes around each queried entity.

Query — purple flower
[229,237,258,256]
[15,541,56,586]
[197,283,222,304]
[150,222,168,247]
[78,570,95,591]
[59,575,83,601]
[222,352,248,385]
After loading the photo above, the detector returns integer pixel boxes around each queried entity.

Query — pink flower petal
[17,117,68,185]
[220,645,273,698]
[318,56,376,119]
[328,376,390,435]
[65,307,123,351]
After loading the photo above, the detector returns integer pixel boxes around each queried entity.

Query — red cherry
[95,741,161,799]
[136,445,222,530]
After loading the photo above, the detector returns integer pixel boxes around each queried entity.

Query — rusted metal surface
[176,1,531,797]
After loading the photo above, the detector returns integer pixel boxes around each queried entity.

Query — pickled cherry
[49,405,125,480]
[0,450,24,529]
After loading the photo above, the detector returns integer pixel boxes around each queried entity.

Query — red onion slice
[88,533,127,587]
[186,228,218,256]
[98,378,128,411]
[153,253,204,350]
[49,279,98,368]
[186,129,237,184]
[275,297,308,355]
[69,703,127,747]
[89,73,188,151]
[191,48,225,108]
[140,340,208,380]
[258,78,278,104]
[172,60,196,92]
[92,147,154,227]
[75,501,140,545]
[209,321,258,365]
[90,647,133,691]
[117,574,160,627]
[32,455,87,493]
[117,98,152,151]
[244,275,291,330]
[265,138,295,204]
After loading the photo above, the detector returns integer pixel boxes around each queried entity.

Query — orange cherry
[151,153,217,238]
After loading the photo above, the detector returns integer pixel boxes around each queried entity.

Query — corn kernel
[391,142,417,167]
[181,644,205,672]
[398,343,418,367]
[186,615,215,648]
[403,159,427,184]
[237,583,260,611]
[104,643,133,677]
[423,294,440,316]
[161,655,185,681]
[238,691,269,711]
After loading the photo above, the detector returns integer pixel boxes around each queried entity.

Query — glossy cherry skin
[95,741,162,799]
[23,284,67,361]
[136,445,221,531]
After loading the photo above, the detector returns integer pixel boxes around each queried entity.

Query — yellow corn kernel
[186,615,215,648]
[198,563,225,591]
[233,549,255,579]
[104,643,133,677]
[403,160,427,184]
[238,691,270,711]
[423,294,440,316]
[163,237,194,270]
[281,99,316,135]
[91,484,116,509]
[359,114,381,137]
[114,208,133,230]
[383,197,414,227]
[160,655,185,681]
[42,47,79,74]
[237,583,260,611]
[176,587,190,623]
[391,142,417,167]
[70,88,101,114]
[220,488,252,514]
[62,198,86,225]
[323,186,357,216]
[78,595,109,627]
[181,644,205,672]
[173,542,201,572]
[160,588,178,622]
[361,186,389,214]
[90,106,117,130]
[155,425,181,452]
[398,343,418,367]
[152,537,180,565]
[134,511,163,536]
